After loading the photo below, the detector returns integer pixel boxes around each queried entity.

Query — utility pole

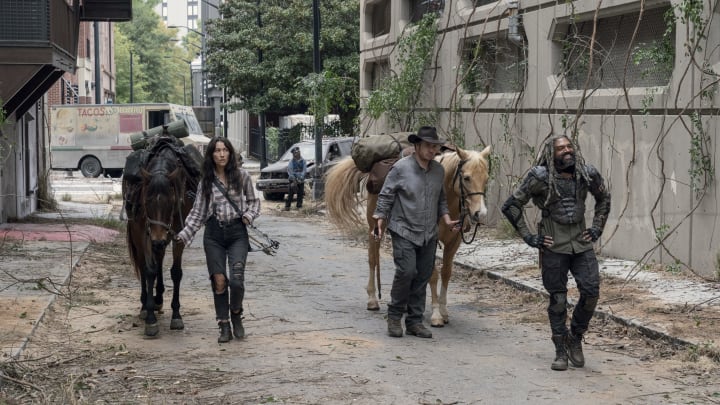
[94,22,101,103]
[129,50,134,103]
[258,0,267,168]
[312,0,323,199]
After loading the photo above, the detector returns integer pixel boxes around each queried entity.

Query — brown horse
[122,138,198,337]
[325,145,491,327]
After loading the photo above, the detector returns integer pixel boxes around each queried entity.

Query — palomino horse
[325,145,491,327]
[122,137,199,337]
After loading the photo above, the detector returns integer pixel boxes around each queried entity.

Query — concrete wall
[360,0,720,278]
[0,98,47,222]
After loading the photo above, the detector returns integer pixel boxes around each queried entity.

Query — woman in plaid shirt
[177,137,261,343]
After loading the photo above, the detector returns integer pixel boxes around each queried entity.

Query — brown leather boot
[387,318,403,337]
[551,335,568,371]
[406,323,432,338]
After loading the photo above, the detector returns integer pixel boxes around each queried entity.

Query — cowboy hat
[408,126,445,145]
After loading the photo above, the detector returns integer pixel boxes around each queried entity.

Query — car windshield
[280,143,321,161]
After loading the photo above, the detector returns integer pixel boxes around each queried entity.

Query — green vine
[366,12,439,131]
[688,112,713,195]
[632,7,676,80]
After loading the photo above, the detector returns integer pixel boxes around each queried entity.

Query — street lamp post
[168,25,206,106]
[163,55,192,105]
[129,50,134,103]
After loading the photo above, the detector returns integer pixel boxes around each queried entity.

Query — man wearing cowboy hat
[373,126,461,338]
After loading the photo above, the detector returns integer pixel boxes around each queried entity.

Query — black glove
[585,227,601,242]
[523,234,545,249]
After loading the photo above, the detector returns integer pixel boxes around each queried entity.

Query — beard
[554,152,576,172]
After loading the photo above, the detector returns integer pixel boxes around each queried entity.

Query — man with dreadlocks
[501,134,610,371]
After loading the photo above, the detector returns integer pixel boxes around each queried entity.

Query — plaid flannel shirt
[177,168,261,246]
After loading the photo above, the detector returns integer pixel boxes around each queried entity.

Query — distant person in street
[501,134,611,370]
[176,136,261,343]
[285,146,307,211]
[236,152,244,168]
[373,126,460,339]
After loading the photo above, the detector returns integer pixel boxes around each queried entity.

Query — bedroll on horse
[351,132,413,194]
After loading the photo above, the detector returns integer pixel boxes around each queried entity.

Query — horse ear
[456,146,468,160]
[479,145,491,159]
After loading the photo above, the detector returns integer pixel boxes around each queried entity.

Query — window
[559,6,674,89]
[188,17,198,29]
[369,0,390,37]
[410,0,444,23]
[188,4,198,16]
[461,37,526,94]
[469,0,497,7]
[369,59,390,91]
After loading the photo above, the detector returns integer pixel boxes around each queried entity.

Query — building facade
[0,0,129,222]
[359,0,720,278]
[155,0,249,152]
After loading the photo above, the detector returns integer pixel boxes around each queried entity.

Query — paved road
[4,173,718,402]
[10,211,713,404]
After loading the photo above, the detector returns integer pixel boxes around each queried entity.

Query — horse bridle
[452,159,486,244]
[144,169,186,244]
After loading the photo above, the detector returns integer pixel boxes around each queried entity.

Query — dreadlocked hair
[535,134,591,206]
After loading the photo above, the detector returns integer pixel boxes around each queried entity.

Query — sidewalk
[1,200,719,360]
[454,237,720,351]
[0,202,119,359]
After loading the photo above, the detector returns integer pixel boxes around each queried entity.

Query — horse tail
[324,156,368,233]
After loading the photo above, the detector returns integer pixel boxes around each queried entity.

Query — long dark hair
[201,137,242,208]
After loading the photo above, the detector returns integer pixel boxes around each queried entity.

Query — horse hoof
[170,319,185,330]
[145,323,159,337]
[366,304,380,311]
[139,310,148,320]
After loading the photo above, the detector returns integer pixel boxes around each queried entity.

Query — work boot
[218,321,233,343]
[406,323,432,338]
[231,312,245,339]
[283,206,291,211]
[566,333,585,367]
[551,335,568,371]
[387,318,403,337]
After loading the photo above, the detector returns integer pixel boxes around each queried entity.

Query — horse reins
[144,166,186,244]
[452,159,485,244]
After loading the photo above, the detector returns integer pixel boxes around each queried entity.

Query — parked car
[256,137,354,201]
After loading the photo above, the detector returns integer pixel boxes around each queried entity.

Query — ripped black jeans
[541,248,600,337]
[204,217,249,321]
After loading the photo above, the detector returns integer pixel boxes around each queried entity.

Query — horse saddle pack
[366,146,414,195]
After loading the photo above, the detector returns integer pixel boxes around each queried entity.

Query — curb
[9,242,91,360]
[453,261,701,351]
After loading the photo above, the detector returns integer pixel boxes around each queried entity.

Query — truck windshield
[175,112,204,135]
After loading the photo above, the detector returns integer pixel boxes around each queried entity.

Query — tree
[114,0,191,104]
[206,0,359,133]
